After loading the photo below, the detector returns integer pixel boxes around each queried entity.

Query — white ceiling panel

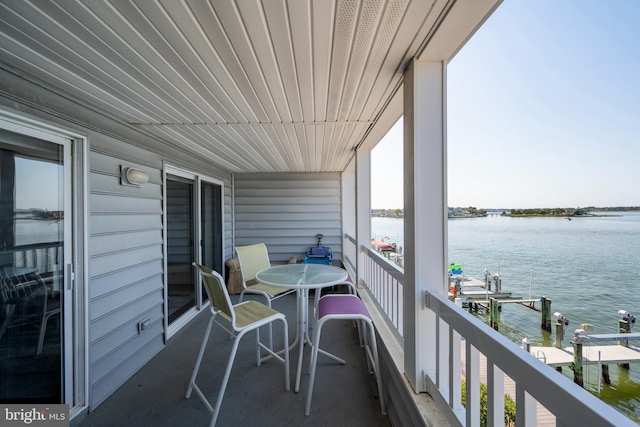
[0,0,501,173]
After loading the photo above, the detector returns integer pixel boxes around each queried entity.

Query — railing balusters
[350,238,404,335]
[465,343,481,427]
[486,361,504,427]
[3,242,62,276]
[344,233,633,426]
[515,385,537,426]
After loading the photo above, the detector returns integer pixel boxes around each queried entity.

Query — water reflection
[0,132,64,403]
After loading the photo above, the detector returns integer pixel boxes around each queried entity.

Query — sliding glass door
[166,174,196,324]
[165,168,223,332]
[0,128,71,404]
[200,181,223,299]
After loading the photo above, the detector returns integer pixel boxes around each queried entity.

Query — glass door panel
[0,129,65,403]
[200,181,223,303]
[166,175,196,324]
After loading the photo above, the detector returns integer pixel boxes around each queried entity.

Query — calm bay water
[372,212,640,421]
[15,218,63,246]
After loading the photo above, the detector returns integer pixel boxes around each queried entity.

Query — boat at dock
[370,236,397,252]
[371,236,404,268]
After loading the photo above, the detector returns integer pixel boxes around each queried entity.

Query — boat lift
[529,310,640,390]
[448,266,552,332]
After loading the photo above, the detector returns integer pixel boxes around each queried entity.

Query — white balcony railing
[345,233,635,427]
[7,242,62,275]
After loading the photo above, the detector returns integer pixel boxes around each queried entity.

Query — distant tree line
[466,207,487,216]
[505,208,571,216]
[371,208,403,218]
[373,206,640,218]
[581,206,640,212]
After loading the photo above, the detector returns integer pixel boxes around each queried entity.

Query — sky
[16,157,63,211]
[371,1,640,210]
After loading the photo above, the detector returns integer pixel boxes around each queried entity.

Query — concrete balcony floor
[76,289,391,427]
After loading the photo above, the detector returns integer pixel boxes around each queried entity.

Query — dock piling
[555,321,563,349]
[618,319,631,370]
[570,329,588,387]
[554,312,569,348]
[602,364,610,384]
[556,320,564,348]
[617,310,635,369]
[540,297,552,332]
[489,298,500,331]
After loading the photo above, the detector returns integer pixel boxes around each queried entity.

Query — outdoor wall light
[121,166,149,187]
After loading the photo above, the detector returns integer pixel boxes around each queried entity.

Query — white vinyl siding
[87,141,165,408]
[88,141,233,408]
[234,173,342,264]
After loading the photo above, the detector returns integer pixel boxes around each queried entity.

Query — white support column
[355,148,371,288]
[403,58,448,391]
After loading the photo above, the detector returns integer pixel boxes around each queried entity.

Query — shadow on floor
[76,292,391,427]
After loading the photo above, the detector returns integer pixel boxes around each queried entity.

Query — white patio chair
[186,263,290,427]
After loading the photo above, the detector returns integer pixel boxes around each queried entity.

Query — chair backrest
[234,243,271,286]
[0,266,45,302]
[193,263,234,322]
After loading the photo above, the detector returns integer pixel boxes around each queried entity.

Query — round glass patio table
[256,263,348,392]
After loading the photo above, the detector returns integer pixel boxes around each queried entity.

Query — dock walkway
[530,344,640,367]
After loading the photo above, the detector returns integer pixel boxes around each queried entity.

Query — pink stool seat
[318,294,370,319]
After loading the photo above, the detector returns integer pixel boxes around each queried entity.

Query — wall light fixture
[121,166,149,187]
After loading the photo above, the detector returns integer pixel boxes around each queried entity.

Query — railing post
[403,58,446,392]
[355,147,371,292]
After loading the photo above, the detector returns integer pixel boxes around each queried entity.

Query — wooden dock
[448,275,514,300]
[530,344,640,367]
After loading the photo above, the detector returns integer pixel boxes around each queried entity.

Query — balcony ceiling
[0,0,499,173]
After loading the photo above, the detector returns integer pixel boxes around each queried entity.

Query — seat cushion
[246,282,293,297]
[232,300,282,329]
[317,294,370,320]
